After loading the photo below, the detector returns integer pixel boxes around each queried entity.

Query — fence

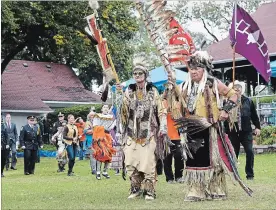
[250,94,276,126]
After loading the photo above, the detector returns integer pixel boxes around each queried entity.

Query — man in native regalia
[168,51,250,201]
[51,121,68,173]
[116,55,168,200]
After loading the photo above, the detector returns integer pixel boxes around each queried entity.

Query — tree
[129,19,162,70]
[1,1,138,88]
[173,0,268,45]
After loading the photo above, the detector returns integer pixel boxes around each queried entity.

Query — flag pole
[232,46,236,83]
[232,1,237,84]
[257,73,260,119]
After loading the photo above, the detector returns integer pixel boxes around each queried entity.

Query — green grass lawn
[2,153,276,209]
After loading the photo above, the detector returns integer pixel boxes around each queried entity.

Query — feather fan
[174,115,212,136]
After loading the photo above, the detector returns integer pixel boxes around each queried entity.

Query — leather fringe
[141,179,156,197]
[184,168,214,186]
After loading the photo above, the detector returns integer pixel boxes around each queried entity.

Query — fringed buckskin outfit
[52,126,68,172]
[117,55,167,200]
[173,51,239,201]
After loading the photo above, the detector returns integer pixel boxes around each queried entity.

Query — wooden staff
[232,44,236,84]
[232,1,237,85]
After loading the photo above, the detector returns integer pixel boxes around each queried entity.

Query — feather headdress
[132,54,150,76]
[187,51,214,72]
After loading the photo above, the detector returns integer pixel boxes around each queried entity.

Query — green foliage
[251,96,276,105]
[255,126,276,145]
[129,19,162,70]
[47,104,103,126]
[174,0,266,44]
[1,1,139,87]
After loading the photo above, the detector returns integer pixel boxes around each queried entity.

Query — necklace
[187,83,199,112]
[136,89,144,100]
[136,85,145,101]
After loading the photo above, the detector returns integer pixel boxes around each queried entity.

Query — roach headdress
[187,51,214,72]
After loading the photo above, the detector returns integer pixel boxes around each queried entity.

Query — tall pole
[257,73,260,119]
[232,45,236,83]
[135,1,187,109]
[232,1,237,85]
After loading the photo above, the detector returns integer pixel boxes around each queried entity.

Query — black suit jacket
[5,122,18,144]
[240,95,261,132]
[1,124,9,150]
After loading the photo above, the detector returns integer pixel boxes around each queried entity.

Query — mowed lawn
[2,153,276,209]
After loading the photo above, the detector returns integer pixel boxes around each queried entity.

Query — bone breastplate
[127,88,155,140]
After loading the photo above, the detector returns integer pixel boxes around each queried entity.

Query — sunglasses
[29,119,34,121]
[133,72,144,76]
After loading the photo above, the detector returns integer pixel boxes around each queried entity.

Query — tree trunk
[1,42,27,74]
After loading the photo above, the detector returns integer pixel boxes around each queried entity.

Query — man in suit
[20,116,43,175]
[5,113,18,170]
[34,117,43,163]
[1,119,10,177]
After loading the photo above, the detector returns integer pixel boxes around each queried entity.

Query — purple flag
[229,4,271,82]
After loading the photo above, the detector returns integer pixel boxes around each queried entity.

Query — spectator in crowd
[156,159,163,176]
[84,111,96,174]
[1,119,10,177]
[162,96,184,184]
[63,114,78,176]
[5,113,18,170]
[52,112,65,135]
[52,121,68,172]
[225,80,261,180]
[42,117,51,144]
[75,117,86,160]
[20,116,43,175]
[34,117,42,163]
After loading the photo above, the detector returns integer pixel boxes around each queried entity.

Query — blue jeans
[66,143,77,173]
[78,141,86,160]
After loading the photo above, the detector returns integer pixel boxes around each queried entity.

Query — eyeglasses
[133,72,144,76]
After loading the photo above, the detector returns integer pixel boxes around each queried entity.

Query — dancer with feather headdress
[133,0,252,200]
[115,54,168,200]
[169,51,253,201]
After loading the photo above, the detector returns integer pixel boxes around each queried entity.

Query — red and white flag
[168,18,195,64]
[86,14,113,78]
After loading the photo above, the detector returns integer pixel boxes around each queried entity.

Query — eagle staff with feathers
[135,0,253,201]
[85,0,119,102]
[85,0,125,179]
